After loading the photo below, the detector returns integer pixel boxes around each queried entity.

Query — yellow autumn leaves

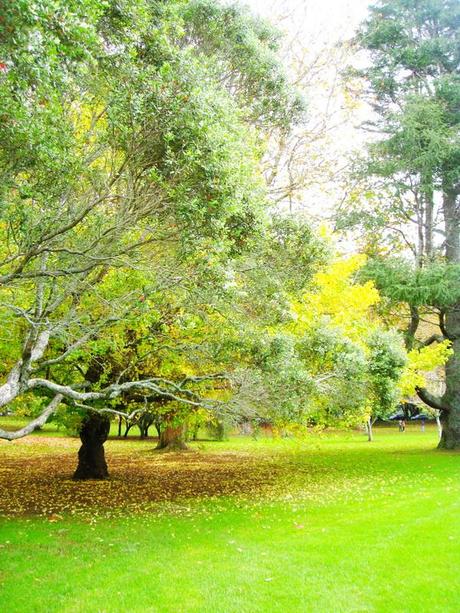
[290,254,380,342]
[400,342,453,398]
[290,252,451,404]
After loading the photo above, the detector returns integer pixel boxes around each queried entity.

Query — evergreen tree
[353,0,460,448]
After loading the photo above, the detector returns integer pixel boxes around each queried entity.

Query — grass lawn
[1,425,459,612]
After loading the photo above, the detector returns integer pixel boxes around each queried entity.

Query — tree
[0,0,304,475]
[68,214,328,456]
[346,0,460,447]
[364,329,407,441]
[226,252,408,435]
[291,254,407,435]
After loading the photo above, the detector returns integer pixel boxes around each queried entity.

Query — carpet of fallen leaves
[1,432,445,520]
[0,436,291,518]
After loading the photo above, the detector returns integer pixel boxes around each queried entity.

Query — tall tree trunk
[439,189,460,448]
[422,174,434,259]
[439,327,460,449]
[405,305,420,350]
[156,413,188,451]
[73,413,110,479]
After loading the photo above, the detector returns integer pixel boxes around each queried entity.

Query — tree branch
[422,334,446,346]
[0,395,63,441]
[416,387,448,412]
[27,377,218,408]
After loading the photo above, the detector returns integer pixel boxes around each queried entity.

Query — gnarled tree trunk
[73,413,110,479]
[156,413,188,452]
[439,411,460,449]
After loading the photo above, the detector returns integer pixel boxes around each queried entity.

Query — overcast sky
[245,0,371,44]
[243,0,374,243]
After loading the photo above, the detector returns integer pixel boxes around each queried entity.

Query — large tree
[348,0,460,448]
[66,214,329,456]
[0,0,303,472]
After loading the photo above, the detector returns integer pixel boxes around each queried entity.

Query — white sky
[245,0,370,44]
[243,0,374,250]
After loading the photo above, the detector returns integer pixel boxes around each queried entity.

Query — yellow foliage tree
[399,341,453,398]
[290,254,380,342]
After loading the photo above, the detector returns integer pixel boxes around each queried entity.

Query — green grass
[1,427,459,612]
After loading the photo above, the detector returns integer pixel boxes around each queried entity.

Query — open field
[1,426,459,612]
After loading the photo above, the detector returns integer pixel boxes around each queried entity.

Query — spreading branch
[0,373,228,441]
[416,387,448,413]
[0,395,63,441]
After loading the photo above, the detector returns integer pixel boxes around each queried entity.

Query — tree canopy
[0,0,459,464]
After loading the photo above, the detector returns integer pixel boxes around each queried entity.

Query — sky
[245,0,371,45]
[243,0,374,247]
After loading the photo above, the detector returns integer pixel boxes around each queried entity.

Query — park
[2,422,460,612]
[0,0,459,611]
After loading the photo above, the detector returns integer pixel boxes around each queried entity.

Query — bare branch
[416,387,448,413]
[422,334,446,346]
[0,395,63,441]
[26,377,222,408]
[0,363,23,408]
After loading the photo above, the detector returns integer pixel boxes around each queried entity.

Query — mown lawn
[1,426,459,612]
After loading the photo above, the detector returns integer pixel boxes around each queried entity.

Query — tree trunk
[155,415,188,452]
[366,417,373,442]
[139,414,154,439]
[438,407,460,449]
[216,420,225,441]
[435,412,442,440]
[405,306,420,350]
[438,189,460,449]
[73,413,110,480]
[422,173,434,259]
[124,422,133,438]
[438,328,460,449]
